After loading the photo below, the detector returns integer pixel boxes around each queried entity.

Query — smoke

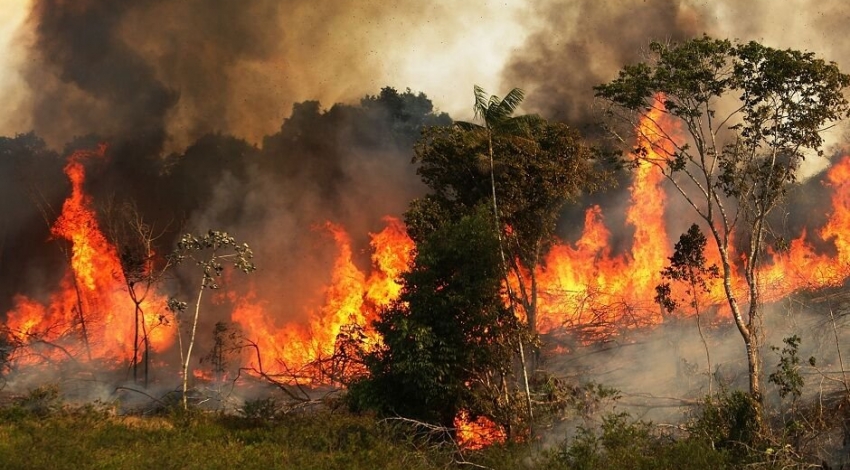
[1,0,529,151]
[531,304,850,468]
[503,0,703,132]
[22,1,177,150]
[503,0,850,174]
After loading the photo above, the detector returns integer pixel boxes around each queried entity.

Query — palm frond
[499,88,526,116]
[470,84,528,130]
[473,85,489,121]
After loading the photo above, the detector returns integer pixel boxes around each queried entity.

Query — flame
[232,217,414,380]
[7,99,850,455]
[534,103,677,337]
[365,216,415,306]
[5,146,173,365]
[530,100,850,342]
[454,411,506,450]
[759,156,850,294]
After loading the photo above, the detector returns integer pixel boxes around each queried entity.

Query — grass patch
[0,394,823,469]
[0,406,447,470]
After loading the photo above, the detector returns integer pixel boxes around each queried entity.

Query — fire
[365,216,415,306]
[534,104,677,336]
[5,146,174,365]
[454,411,506,450]
[6,102,850,452]
[532,101,850,340]
[231,217,414,379]
[759,156,850,295]
[2,144,416,383]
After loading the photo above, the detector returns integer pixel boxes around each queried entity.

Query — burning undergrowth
[0,89,442,397]
[3,107,850,406]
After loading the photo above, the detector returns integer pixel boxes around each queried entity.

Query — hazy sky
[0,0,30,131]
[0,0,848,159]
[0,0,530,145]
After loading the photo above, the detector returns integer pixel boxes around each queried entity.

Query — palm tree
[456,85,535,427]
[456,86,530,236]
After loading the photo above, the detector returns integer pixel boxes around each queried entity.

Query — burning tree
[169,230,256,410]
[407,87,600,437]
[101,199,171,387]
[595,36,850,406]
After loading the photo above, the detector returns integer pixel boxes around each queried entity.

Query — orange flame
[534,102,850,340]
[535,103,676,336]
[231,217,414,380]
[5,146,173,365]
[7,102,850,456]
[454,411,506,450]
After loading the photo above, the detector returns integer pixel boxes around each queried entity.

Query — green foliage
[349,208,520,429]
[456,85,532,135]
[548,412,731,470]
[596,35,850,242]
[412,105,601,332]
[768,335,807,401]
[689,389,763,461]
[655,223,720,313]
[597,35,850,403]
[0,407,453,470]
[240,397,282,422]
[1,399,836,469]
[171,230,256,288]
[8,384,63,418]
[412,116,598,257]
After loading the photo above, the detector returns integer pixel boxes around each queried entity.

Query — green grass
[0,398,812,470]
[0,406,455,470]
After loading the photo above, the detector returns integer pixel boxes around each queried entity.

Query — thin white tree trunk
[182,277,205,410]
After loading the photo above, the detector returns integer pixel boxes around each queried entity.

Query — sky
[0,0,30,132]
[0,0,848,162]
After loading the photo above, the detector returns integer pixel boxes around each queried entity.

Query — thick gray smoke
[503,0,703,132]
[6,0,522,150]
[502,0,850,172]
[24,0,177,151]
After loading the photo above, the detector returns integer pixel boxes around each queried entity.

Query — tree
[102,199,171,387]
[655,223,719,395]
[349,208,522,434]
[412,90,600,433]
[456,86,530,242]
[169,230,256,410]
[595,36,850,404]
[414,87,600,335]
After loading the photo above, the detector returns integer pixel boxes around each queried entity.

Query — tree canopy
[349,208,519,429]
[409,105,600,332]
[595,35,850,403]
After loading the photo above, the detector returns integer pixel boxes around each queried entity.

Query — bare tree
[169,230,255,410]
[101,199,171,386]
